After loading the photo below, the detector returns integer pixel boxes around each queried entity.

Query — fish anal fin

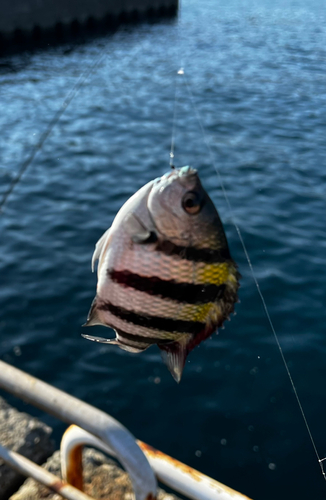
[158,339,190,383]
[92,227,112,273]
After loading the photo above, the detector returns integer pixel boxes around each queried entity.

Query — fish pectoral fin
[92,227,112,272]
[81,333,146,353]
[158,339,190,383]
[123,213,156,244]
[81,334,114,343]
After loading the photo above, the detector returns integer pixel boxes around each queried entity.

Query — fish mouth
[178,167,201,192]
[157,167,199,196]
[161,166,198,182]
[178,165,197,177]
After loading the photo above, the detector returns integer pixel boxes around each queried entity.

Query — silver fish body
[83,166,240,382]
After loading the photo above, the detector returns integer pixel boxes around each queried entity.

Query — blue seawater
[1,0,326,498]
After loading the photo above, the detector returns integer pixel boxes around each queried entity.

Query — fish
[82,166,240,382]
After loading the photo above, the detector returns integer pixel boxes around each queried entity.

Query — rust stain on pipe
[50,479,67,493]
[138,441,252,500]
[66,444,84,491]
[138,442,203,483]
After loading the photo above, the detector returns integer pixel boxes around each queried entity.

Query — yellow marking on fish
[180,302,223,324]
[196,262,230,285]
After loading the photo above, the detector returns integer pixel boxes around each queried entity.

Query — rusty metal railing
[61,425,252,500]
[0,443,95,500]
[0,360,156,500]
[0,360,252,500]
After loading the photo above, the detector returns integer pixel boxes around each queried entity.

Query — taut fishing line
[169,68,184,169]
[169,73,179,169]
[169,0,184,170]
[170,0,326,482]
[0,42,108,214]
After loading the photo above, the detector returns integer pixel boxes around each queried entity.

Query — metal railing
[0,443,94,500]
[0,360,252,500]
[61,425,251,500]
[0,360,156,500]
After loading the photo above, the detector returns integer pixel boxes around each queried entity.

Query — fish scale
[83,166,240,382]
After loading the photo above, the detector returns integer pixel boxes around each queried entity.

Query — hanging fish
[82,166,240,382]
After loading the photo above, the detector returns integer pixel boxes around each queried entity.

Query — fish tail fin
[158,338,191,383]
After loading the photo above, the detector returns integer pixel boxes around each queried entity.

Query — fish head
[148,166,228,250]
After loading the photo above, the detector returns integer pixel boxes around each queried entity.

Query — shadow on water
[0,4,178,59]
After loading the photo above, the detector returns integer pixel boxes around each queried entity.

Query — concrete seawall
[0,395,180,500]
[0,0,178,41]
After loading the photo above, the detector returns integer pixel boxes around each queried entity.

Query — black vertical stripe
[155,239,231,263]
[108,269,226,304]
[98,301,205,334]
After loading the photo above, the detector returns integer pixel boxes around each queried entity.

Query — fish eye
[182,191,202,215]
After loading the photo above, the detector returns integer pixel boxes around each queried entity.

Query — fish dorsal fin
[123,213,156,244]
[159,340,189,383]
[92,227,112,272]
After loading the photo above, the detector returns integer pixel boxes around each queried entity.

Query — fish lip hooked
[178,166,198,185]
[159,166,198,186]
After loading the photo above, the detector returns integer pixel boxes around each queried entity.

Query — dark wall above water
[0,0,178,43]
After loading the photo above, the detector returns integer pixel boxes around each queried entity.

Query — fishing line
[170,69,185,169]
[179,69,326,479]
[0,42,108,215]
[169,73,179,169]
[169,0,184,169]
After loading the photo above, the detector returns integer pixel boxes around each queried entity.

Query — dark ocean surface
[1,0,326,498]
